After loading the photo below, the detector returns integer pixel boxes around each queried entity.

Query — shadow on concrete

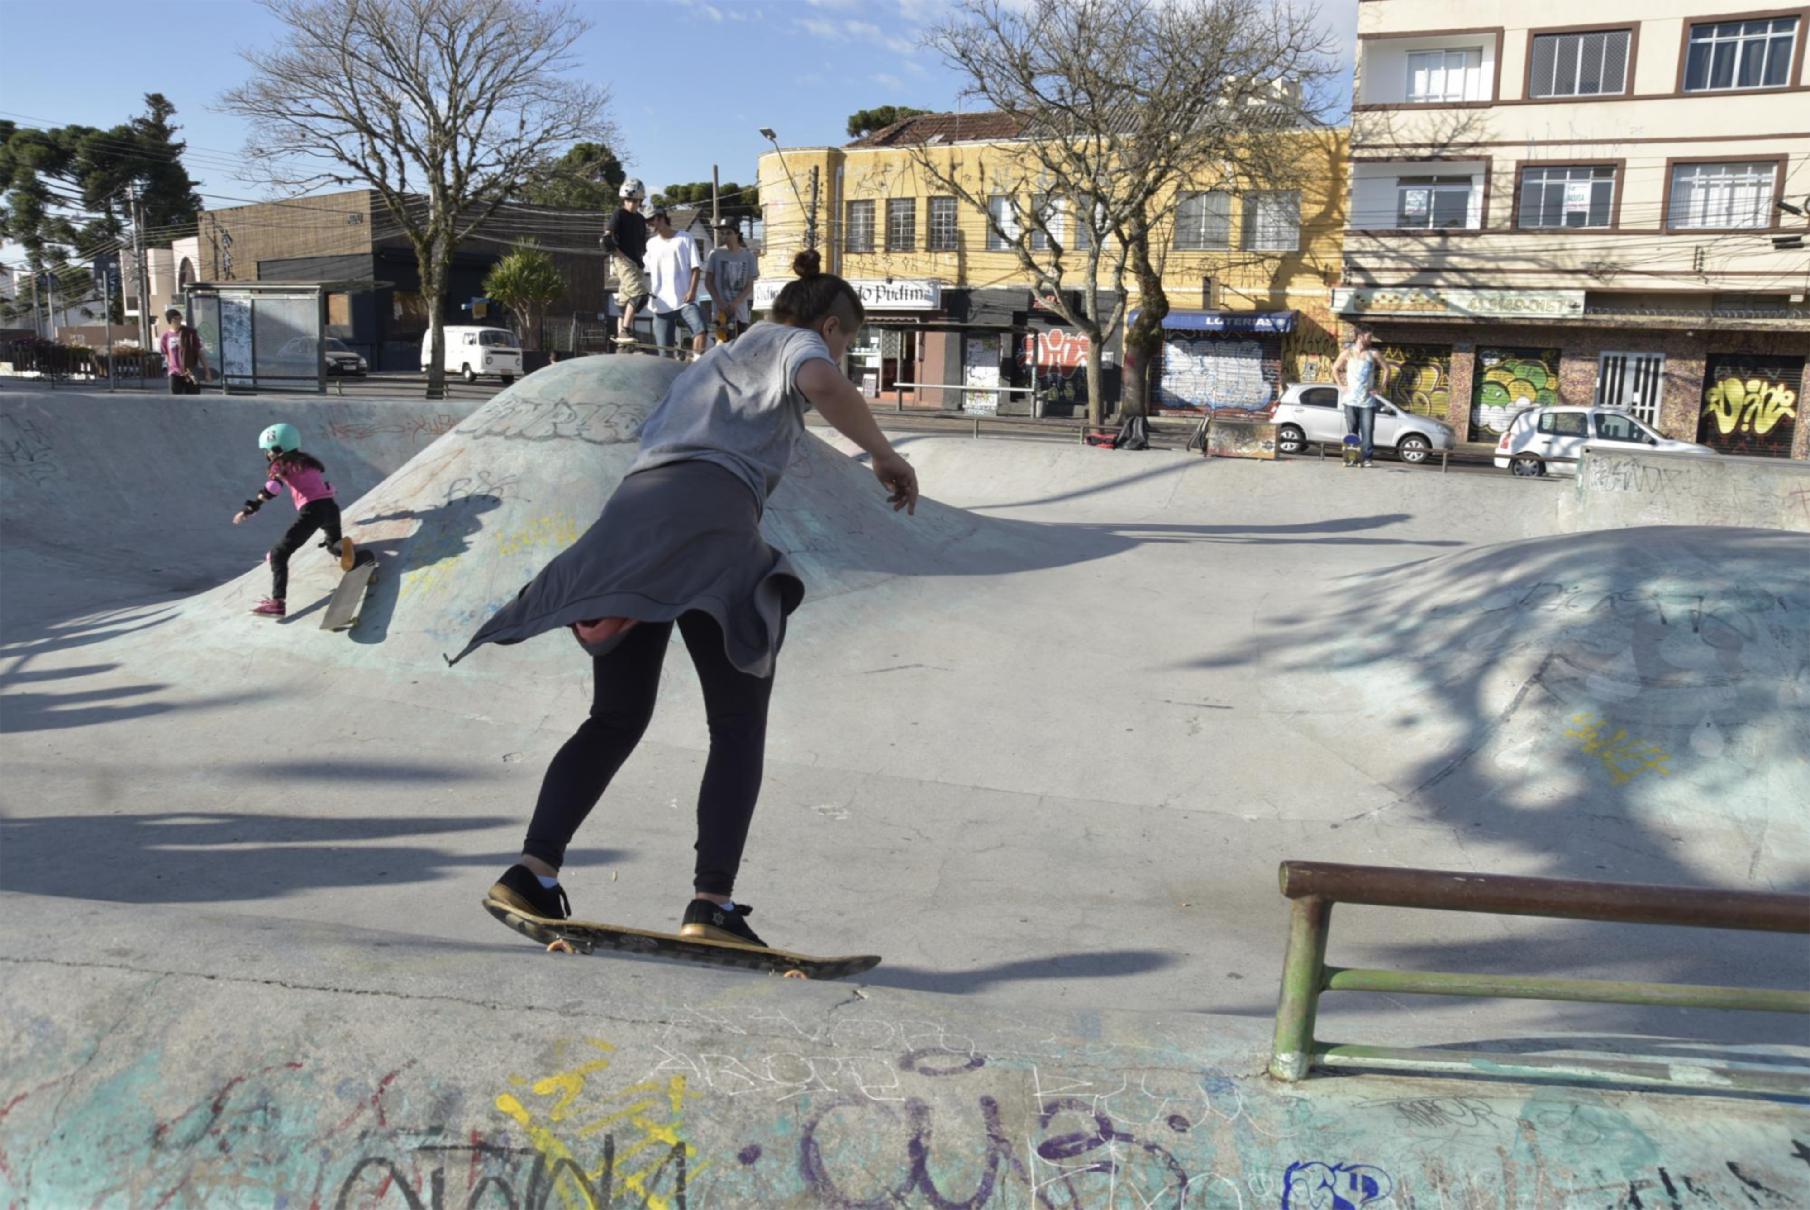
[864,948,1179,995]
[342,493,505,646]
[0,811,631,903]
[1181,526,1810,1050]
[0,606,263,733]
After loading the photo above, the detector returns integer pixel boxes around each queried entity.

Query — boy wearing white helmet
[606,178,651,348]
[232,422,355,618]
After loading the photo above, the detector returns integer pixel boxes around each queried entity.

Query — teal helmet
[259,423,300,454]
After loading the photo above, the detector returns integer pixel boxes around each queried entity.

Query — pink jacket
[266,459,336,509]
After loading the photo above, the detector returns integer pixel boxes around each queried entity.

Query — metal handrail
[1269,861,1810,1093]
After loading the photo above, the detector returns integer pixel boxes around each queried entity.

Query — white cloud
[873,72,905,90]
[797,16,843,38]
[806,0,860,8]
[896,0,949,21]
[844,19,883,38]
[702,4,725,21]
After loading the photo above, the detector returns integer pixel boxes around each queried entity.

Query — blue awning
[1129,309,1296,334]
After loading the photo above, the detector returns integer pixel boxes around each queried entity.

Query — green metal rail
[1268,861,1810,1093]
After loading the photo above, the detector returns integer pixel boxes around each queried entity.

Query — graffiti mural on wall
[1157,335,1275,412]
[1020,329,1091,413]
[1698,354,1802,457]
[1472,347,1561,437]
[1283,320,1340,385]
[1378,343,1452,420]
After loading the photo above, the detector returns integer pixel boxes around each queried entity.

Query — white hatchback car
[1271,383,1457,464]
[1492,405,1717,477]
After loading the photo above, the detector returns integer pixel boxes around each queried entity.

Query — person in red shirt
[158,308,207,394]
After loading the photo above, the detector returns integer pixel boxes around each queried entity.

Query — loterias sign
[753,278,943,312]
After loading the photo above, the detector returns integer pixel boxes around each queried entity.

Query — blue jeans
[1344,403,1376,462]
[651,303,706,356]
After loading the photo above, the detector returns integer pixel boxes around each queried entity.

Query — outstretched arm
[232,487,276,525]
[795,358,919,514]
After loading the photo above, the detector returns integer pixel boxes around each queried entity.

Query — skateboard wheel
[546,938,575,955]
[782,969,808,980]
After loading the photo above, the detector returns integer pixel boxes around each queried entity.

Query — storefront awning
[1130,309,1295,334]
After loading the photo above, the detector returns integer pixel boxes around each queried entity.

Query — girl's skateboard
[482,896,880,981]
[321,548,379,631]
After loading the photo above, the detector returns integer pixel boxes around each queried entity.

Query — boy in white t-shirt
[643,210,708,358]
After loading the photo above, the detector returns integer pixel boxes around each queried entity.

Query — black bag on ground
[1112,415,1150,450]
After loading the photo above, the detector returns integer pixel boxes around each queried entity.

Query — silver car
[1271,383,1456,465]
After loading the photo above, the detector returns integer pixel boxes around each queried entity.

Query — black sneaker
[487,864,571,921]
[679,900,768,948]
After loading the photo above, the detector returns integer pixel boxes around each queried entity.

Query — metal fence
[1269,860,1810,1094]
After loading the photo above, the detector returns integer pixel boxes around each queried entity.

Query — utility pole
[127,184,149,350]
[711,165,721,231]
[807,166,820,253]
[101,256,115,391]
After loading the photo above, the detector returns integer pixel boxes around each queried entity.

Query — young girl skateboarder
[232,422,355,617]
[459,251,920,950]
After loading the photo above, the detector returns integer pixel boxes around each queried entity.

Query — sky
[0,0,1356,244]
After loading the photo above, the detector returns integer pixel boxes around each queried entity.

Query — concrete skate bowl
[1204,524,1810,1037]
[133,356,1132,677]
[0,390,474,640]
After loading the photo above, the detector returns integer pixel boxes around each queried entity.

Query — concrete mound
[1252,525,1810,844]
[143,357,1109,675]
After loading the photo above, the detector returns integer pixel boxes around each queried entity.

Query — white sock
[718,898,735,912]
[536,874,560,889]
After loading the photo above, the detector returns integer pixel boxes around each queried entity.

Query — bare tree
[922,0,1335,422]
[221,0,613,394]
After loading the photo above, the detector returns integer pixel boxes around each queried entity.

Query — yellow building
[756,112,1347,415]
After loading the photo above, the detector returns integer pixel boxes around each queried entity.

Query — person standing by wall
[158,307,207,394]
[644,210,707,359]
[1332,329,1389,468]
[705,221,758,344]
[606,179,651,350]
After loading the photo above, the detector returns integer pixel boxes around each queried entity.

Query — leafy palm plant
[483,247,565,352]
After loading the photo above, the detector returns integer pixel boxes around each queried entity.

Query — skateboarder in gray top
[460,250,919,951]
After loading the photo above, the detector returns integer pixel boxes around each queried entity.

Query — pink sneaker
[251,598,286,617]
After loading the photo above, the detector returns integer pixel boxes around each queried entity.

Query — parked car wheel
[500,374,515,385]
[461,363,477,383]
[1397,433,1431,464]
[1510,454,1545,478]
[1276,423,1306,455]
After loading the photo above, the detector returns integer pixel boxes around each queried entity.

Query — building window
[1406,48,1484,103]
[886,198,916,252]
[1397,177,1474,229]
[1175,190,1231,249]
[1519,165,1616,228]
[1528,29,1631,97]
[1684,17,1798,91]
[987,195,1020,250]
[1668,161,1778,229]
[1243,191,1300,252]
[1071,196,1105,250]
[927,196,958,251]
[844,200,875,252]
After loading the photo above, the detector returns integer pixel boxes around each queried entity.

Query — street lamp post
[760,128,817,253]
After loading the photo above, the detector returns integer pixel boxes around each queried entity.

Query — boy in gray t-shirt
[705,222,760,341]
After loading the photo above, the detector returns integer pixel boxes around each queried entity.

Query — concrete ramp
[1566,448,1810,534]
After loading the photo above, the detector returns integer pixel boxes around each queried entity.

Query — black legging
[524,611,778,896]
[269,499,343,600]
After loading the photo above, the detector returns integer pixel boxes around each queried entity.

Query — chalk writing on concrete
[1563,712,1674,786]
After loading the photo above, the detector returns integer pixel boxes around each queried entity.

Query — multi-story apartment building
[756,113,1347,415]
[1345,0,1810,458]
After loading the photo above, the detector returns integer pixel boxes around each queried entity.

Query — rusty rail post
[1268,861,1810,1090]
[1268,894,1331,1081]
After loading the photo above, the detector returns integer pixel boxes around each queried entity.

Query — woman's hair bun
[792,249,822,279]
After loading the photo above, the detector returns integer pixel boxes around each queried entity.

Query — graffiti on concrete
[1282,1161,1394,1209]
[1698,355,1801,457]
[1563,711,1674,786]
[1158,336,1273,412]
[1472,347,1560,437]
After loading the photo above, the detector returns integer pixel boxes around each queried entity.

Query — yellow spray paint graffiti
[493,1037,703,1210]
[1378,343,1452,419]
[1697,355,1803,457]
[1563,713,1673,787]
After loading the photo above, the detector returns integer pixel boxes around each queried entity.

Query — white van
[422,326,522,383]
